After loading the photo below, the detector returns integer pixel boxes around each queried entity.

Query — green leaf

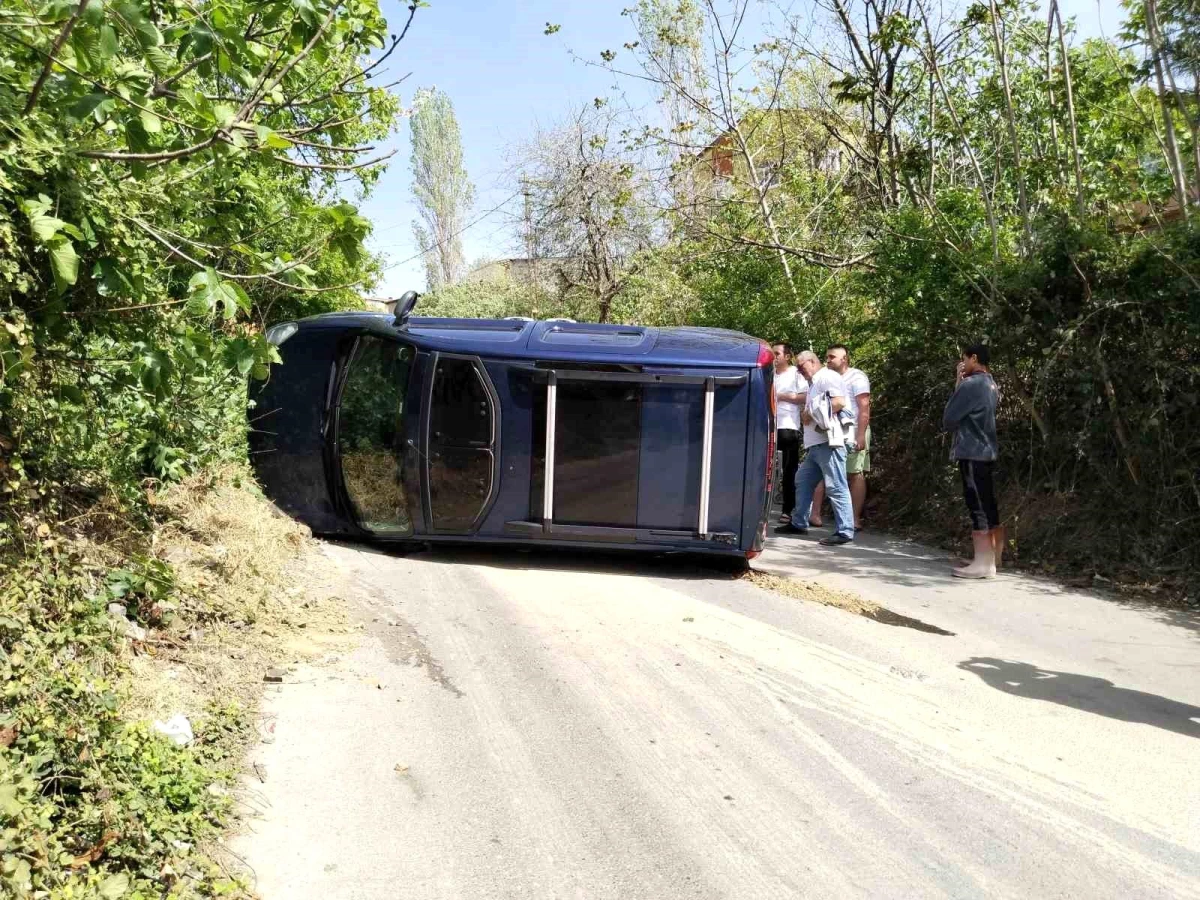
[212,103,236,127]
[69,92,109,121]
[140,108,162,133]
[256,126,293,150]
[145,44,175,74]
[99,872,130,899]
[72,26,102,71]
[139,348,171,393]
[0,783,20,817]
[81,0,105,26]
[18,194,64,243]
[100,24,120,58]
[93,258,134,297]
[187,268,245,320]
[48,238,79,293]
[292,0,318,27]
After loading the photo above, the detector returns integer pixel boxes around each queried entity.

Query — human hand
[801,409,813,426]
[855,436,866,452]
[955,361,965,385]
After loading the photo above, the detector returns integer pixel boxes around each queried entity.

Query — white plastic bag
[153,714,194,747]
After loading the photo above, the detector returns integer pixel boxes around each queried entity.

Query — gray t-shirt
[943,372,999,461]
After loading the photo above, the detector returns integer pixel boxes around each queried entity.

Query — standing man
[809,345,871,529]
[771,343,806,527]
[943,343,1003,579]
[775,351,855,545]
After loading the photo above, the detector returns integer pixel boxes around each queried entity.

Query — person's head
[961,342,990,375]
[771,342,791,372]
[795,349,821,381]
[824,343,850,374]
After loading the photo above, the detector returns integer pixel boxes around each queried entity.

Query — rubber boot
[952,531,997,579]
[990,525,1006,569]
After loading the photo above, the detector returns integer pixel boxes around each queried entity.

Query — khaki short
[846,426,871,475]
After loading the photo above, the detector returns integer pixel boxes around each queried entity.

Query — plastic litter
[153,714,194,747]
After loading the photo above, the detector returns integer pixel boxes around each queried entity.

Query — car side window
[337,337,415,534]
[427,356,495,531]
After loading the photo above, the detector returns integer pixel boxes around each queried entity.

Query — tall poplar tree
[409,88,475,287]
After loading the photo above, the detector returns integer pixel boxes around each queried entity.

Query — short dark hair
[771,341,791,354]
[962,343,990,366]
[825,343,850,362]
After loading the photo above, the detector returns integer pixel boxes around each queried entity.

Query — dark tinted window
[430,357,491,447]
[428,357,495,531]
[531,382,641,528]
[337,337,415,534]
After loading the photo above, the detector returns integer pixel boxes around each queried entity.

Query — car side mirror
[392,290,421,327]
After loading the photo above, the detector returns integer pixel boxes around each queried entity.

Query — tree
[0,0,416,893]
[409,87,474,288]
[511,104,658,322]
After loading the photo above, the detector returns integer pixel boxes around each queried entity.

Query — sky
[359,0,1128,299]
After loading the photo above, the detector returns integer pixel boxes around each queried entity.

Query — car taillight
[760,344,776,496]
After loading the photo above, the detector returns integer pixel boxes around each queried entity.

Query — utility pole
[521,175,535,261]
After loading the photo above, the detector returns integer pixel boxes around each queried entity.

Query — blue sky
[360,0,1127,298]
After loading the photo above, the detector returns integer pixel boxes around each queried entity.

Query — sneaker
[819,533,853,546]
[773,523,808,535]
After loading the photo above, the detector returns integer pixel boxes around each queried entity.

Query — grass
[0,464,357,898]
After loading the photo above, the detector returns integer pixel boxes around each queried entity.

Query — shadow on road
[959,657,1200,739]
[326,538,742,582]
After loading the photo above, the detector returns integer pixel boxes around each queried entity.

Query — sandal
[778,513,792,525]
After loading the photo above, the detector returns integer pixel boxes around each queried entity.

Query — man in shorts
[810,345,871,529]
[775,351,855,545]
[943,343,1002,579]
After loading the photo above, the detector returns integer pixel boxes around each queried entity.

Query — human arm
[942,378,979,430]
[855,392,870,452]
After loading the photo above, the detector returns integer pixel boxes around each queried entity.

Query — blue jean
[795,444,855,539]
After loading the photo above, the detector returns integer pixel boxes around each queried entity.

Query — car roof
[294,312,764,368]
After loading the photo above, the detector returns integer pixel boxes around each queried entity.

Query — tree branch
[79,135,219,162]
[273,149,395,170]
[25,0,90,115]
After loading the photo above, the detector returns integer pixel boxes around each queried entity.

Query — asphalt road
[234,536,1200,900]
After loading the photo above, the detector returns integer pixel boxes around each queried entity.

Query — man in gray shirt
[943,343,1003,578]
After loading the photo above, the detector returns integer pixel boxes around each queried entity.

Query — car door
[422,353,499,533]
[333,334,421,536]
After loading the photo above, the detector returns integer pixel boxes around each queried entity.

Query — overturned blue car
[249,293,776,561]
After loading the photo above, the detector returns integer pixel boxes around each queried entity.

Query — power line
[378,189,524,273]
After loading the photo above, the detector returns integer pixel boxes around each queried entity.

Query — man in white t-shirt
[771,343,806,526]
[775,351,855,545]
[810,344,871,529]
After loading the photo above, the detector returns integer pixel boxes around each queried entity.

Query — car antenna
[392,290,421,328]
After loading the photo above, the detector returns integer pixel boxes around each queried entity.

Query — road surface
[234,531,1200,899]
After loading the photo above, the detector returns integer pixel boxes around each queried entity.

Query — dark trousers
[959,459,1000,531]
[777,429,801,515]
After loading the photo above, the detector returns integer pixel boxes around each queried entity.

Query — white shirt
[840,369,868,405]
[773,366,804,431]
[803,366,848,448]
